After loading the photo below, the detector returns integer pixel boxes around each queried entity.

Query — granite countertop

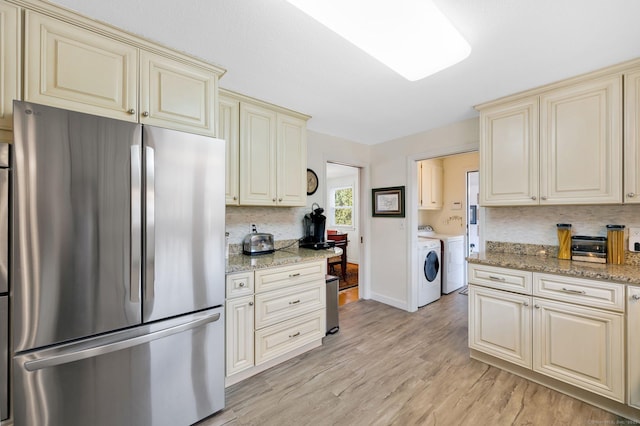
[468,251,640,286]
[226,246,341,274]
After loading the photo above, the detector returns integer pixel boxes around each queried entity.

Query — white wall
[369,118,479,310]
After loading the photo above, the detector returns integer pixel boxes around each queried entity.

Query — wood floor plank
[199,292,629,426]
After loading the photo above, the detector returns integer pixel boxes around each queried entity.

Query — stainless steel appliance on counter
[11,101,226,426]
[0,143,9,422]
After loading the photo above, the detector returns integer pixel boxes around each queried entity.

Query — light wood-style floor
[200,292,627,426]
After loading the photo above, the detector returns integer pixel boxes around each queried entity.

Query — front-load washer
[417,239,442,307]
[418,231,465,294]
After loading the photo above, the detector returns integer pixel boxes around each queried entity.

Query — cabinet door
[629,287,640,409]
[219,95,240,205]
[418,160,443,209]
[239,102,277,205]
[0,1,20,133]
[468,286,532,368]
[226,295,255,377]
[539,75,622,204]
[625,69,640,204]
[533,298,624,402]
[276,113,307,206]
[24,11,138,121]
[479,97,539,206]
[140,51,216,136]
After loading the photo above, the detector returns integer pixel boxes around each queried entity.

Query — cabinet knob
[628,192,636,198]
[127,108,136,115]
[541,196,548,200]
[534,304,540,309]
[531,196,537,200]
[272,198,277,202]
[279,198,283,202]
[239,282,245,287]
[523,301,529,307]
[632,294,640,301]
[142,111,150,117]
[248,301,254,306]
[233,196,237,200]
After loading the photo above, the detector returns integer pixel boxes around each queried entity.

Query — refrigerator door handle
[130,145,142,303]
[145,146,156,301]
[22,311,221,372]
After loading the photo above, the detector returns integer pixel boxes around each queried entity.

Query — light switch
[629,227,640,252]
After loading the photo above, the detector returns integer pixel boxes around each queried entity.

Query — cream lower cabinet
[468,264,626,403]
[0,1,20,138]
[225,260,326,385]
[629,287,640,409]
[478,73,622,206]
[24,10,221,136]
[469,285,532,368]
[533,298,624,402]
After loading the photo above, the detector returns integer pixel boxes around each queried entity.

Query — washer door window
[423,249,440,282]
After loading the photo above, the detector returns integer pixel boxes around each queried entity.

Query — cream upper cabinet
[532,298,624,402]
[539,75,622,204]
[219,95,240,205]
[418,159,443,209]
[24,10,222,135]
[479,97,539,206]
[0,1,20,137]
[276,113,307,206]
[625,69,640,204]
[238,98,307,206]
[240,102,278,206]
[24,11,138,122]
[478,74,622,206]
[140,51,217,136]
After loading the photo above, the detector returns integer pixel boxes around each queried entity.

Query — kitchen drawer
[255,260,325,293]
[255,309,324,365]
[255,281,325,329]
[468,264,532,294]
[226,271,254,299]
[533,273,624,312]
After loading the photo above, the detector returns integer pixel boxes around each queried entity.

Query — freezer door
[1,296,7,421]
[143,126,225,322]
[12,101,142,352]
[13,307,224,426]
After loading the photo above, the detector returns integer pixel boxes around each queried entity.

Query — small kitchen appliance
[243,226,275,255]
[300,203,334,249]
[571,236,607,263]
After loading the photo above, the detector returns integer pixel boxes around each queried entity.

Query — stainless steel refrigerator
[11,101,226,426]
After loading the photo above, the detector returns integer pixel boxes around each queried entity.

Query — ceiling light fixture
[286,0,471,81]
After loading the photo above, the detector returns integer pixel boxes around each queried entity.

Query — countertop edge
[226,247,341,274]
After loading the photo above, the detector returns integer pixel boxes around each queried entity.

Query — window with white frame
[330,186,353,226]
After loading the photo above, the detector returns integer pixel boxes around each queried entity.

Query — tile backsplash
[484,204,640,246]
[225,206,308,245]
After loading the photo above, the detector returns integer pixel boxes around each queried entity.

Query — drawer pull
[632,294,640,301]
[289,299,301,305]
[488,275,506,282]
[289,273,301,278]
[289,332,301,338]
[561,287,586,295]
[239,282,245,287]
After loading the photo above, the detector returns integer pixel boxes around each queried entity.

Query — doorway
[466,171,479,256]
[325,162,360,305]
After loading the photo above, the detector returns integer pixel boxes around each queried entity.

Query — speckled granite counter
[468,251,640,286]
[226,247,340,274]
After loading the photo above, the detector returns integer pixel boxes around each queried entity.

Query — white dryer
[417,239,442,307]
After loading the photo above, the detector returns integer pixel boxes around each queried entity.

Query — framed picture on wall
[372,186,405,217]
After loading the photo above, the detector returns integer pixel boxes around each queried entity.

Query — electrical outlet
[629,227,640,252]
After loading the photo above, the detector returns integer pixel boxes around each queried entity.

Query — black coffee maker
[300,203,334,249]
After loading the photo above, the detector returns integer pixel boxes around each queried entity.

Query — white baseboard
[369,291,409,311]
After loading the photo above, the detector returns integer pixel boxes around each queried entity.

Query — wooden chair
[326,232,348,280]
